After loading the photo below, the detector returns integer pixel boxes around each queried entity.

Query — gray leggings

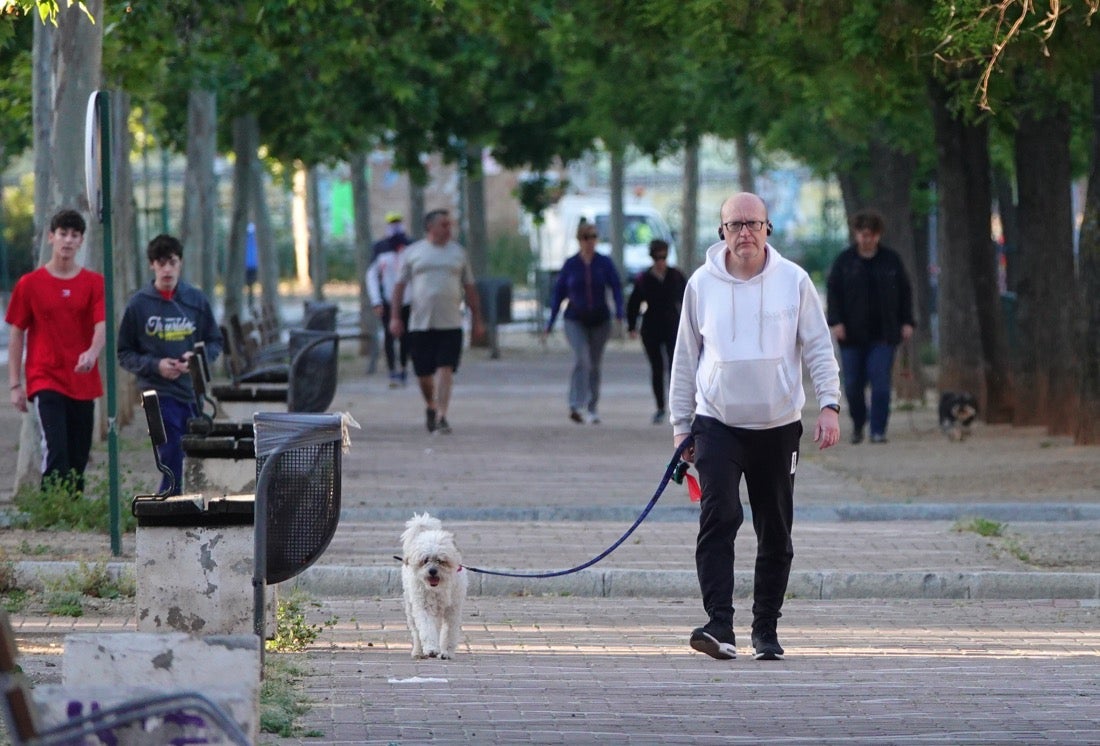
[563,318,611,414]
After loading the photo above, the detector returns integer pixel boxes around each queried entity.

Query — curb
[337,503,1100,524]
[285,565,1100,601]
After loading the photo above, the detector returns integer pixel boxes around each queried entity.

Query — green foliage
[1,172,36,291]
[0,547,16,592]
[45,590,83,616]
[487,233,533,287]
[1,589,29,614]
[46,561,135,599]
[953,517,1006,538]
[267,592,336,653]
[12,471,137,533]
[260,655,314,737]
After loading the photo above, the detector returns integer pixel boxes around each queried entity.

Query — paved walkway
[7,327,1100,744]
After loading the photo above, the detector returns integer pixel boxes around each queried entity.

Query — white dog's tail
[402,512,443,548]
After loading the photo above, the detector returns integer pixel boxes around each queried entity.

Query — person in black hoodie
[826,211,915,444]
[627,239,687,424]
[118,235,223,494]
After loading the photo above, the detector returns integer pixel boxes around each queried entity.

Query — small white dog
[400,513,468,659]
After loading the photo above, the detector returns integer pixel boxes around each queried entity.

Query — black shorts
[407,328,463,376]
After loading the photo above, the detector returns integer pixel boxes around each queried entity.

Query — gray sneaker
[690,621,736,660]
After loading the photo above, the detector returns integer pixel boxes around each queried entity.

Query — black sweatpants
[692,415,802,632]
[641,329,676,411]
[32,389,95,493]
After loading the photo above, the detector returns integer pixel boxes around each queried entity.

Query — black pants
[692,415,801,632]
[641,329,676,411]
[381,302,411,373]
[32,389,95,493]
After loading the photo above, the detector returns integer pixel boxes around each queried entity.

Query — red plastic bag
[685,472,701,502]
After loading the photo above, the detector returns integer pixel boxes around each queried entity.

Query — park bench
[252,411,345,658]
[210,328,341,412]
[0,610,249,745]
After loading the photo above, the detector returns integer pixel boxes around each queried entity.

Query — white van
[524,192,677,279]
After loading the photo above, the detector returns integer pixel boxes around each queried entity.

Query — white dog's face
[407,534,462,590]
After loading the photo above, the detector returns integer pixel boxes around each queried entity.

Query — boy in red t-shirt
[6,209,106,493]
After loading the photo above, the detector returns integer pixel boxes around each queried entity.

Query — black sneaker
[426,408,437,433]
[850,431,864,444]
[751,628,785,660]
[569,409,584,423]
[689,622,736,660]
[438,417,452,435]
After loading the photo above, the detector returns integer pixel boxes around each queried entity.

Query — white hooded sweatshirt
[669,241,840,437]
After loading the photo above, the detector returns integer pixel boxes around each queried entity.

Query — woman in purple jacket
[542,221,624,424]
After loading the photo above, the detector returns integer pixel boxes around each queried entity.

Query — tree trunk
[308,165,325,300]
[680,139,699,272]
[865,139,929,402]
[110,91,138,430]
[1075,72,1100,445]
[928,77,986,402]
[32,14,53,262]
[250,140,281,329]
[179,89,217,299]
[735,133,755,193]
[350,152,376,360]
[49,0,102,259]
[408,180,425,241]
[224,114,254,323]
[291,163,310,289]
[17,13,55,493]
[1015,102,1078,433]
[609,148,625,276]
[465,143,489,279]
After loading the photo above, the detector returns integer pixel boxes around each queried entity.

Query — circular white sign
[84,91,102,221]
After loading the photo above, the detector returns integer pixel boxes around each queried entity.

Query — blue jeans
[157,395,198,495]
[840,343,897,437]
[563,319,611,414]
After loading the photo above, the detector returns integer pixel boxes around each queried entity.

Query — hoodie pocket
[703,358,794,425]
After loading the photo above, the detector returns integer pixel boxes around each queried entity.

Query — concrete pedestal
[36,632,261,744]
[136,522,274,635]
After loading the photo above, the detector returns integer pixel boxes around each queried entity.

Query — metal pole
[98,92,121,556]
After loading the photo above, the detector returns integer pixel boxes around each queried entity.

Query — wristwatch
[823,403,840,414]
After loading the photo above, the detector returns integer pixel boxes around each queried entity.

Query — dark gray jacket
[117,281,223,404]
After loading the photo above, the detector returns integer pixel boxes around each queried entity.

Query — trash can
[476,277,513,325]
[474,277,512,357]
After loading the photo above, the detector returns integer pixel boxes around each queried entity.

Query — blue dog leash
[462,437,694,579]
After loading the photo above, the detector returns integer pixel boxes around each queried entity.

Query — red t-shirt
[5,266,106,401]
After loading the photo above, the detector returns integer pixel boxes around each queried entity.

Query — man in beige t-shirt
[390,209,484,434]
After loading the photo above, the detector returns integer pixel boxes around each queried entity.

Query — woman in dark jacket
[627,239,687,424]
[826,211,915,444]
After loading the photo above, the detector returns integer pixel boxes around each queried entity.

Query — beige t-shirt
[398,239,475,331]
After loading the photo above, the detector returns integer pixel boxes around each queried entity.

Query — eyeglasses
[581,233,599,240]
[722,220,766,233]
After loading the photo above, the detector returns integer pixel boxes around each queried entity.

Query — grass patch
[267,592,337,653]
[261,654,322,737]
[11,471,137,533]
[41,562,136,617]
[953,517,1006,538]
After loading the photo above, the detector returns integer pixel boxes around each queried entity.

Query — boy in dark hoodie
[118,234,223,495]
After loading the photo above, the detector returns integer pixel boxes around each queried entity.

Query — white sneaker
[587,412,601,424]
